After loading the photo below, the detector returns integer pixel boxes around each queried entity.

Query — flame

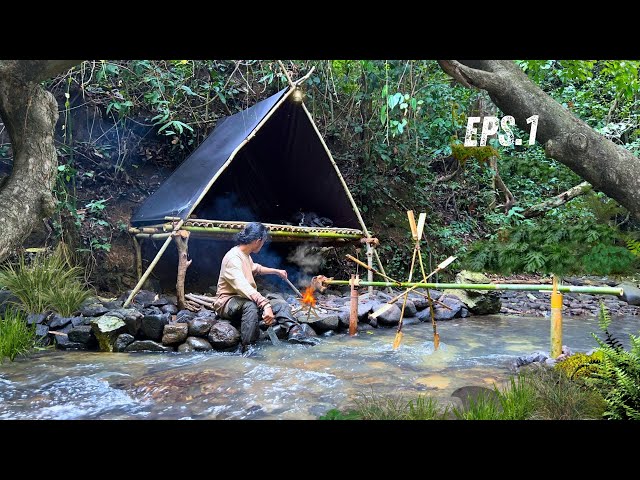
[301,286,316,307]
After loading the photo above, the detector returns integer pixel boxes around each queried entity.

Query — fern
[586,303,640,420]
[626,237,640,258]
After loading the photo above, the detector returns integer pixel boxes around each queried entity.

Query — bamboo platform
[129,217,366,243]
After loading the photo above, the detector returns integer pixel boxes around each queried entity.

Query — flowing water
[1,314,638,420]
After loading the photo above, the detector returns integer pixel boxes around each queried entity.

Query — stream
[1,314,638,419]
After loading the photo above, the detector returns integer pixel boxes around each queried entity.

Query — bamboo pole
[175,225,362,240]
[300,101,390,282]
[366,243,374,296]
[324,280,624,296]
[133,233,171,240]
[550,275,563,358]
[123,219,185,307]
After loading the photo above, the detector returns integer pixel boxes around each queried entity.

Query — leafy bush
[586,303,640,419]
[0,308,36,363]
[0,246,92,315]
[463,213,636,275]
[555,351,604,379]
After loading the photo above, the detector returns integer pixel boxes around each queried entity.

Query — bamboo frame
[300,101,389,281]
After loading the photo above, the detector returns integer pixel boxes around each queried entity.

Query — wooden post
[366,243,374,296]
[349,274,359,336]
[550,275,563,358]
[133,235,143,281]
[174,230,192,311]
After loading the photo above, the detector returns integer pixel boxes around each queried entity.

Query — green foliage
[340,391,447,420]
[0,246,92,314]
[464,212,637,275]
[555,351,604,379]
[586,303,640,420]
[524,366,606,419]
[45,281,92,317]
[318,408,361,420]
[0,308,36,363]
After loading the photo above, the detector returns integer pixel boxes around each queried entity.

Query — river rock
[114,334,135,352]
[176,309,196,323]
[448,270,501,315]
[357,301,376,321]
[618,282,640,306]
[162,323,189,345]
[35,324,50,346]
[376,303,402,326]
[416,308,432,322]
[142,312,171,342]
[54,333,87,350]
[195,309,218,321]
[402,317,420,326]
[108,308,144,336]
[208,321,240,350]
[185,336,213,351]
[451,386,500,410]
[118,289,159,308]
[48,315,72,329]
[124,340,173,352]
[337,307,351,328]
[305,314,339,332]
[433,295,464,320]
[70,316,89,327]
[90,315,127,352]
[80,303,109,317]
[188,317,215,336]
[178,342,194,353]
[26,313,47,325]
[161,304,178,315]
[68,325,97,348]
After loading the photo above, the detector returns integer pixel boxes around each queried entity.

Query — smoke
[287,244,325,285]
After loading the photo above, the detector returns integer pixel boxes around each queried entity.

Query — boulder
[90,315,127,352]
[54,333,87,350]
[618,282,640,306]
[107,308,143,336]
[162,323,189,345]
[376,303,403,326]
[187,317,215,337]
[304,314,339,332]
[185,336,213,351]
[141,312,171,342]
[208,322,241,350]
[114,334,135,352]
[433,295,464,320]
[447,270,501,315]
[68,325,97,348]
[79,303,109,317]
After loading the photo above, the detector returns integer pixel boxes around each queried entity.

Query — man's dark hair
[236,222,269,245]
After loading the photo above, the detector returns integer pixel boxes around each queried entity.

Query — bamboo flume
[322,280,624,296]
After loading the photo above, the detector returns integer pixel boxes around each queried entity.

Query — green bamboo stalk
[325,280,624,296]
[176,225,363,240]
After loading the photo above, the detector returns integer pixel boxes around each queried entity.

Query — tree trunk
[0,60,81,261]
[438,60,640,220]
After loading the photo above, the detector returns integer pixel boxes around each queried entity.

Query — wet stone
[114,334,135,352]
[80,304,109,317]
[124,340,173,352]
[208,322,240,350]
[26,313,47,325]
[176,310,196,323]
[161,304,178,315]
[185,336,213,351]
[162,323,188,345]
[68,326,97,347]
[48,315,72,329]
[187,317,215,336]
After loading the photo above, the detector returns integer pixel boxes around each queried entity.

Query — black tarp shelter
[126,73,385,304]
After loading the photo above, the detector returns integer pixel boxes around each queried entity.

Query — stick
[283,277,303,297]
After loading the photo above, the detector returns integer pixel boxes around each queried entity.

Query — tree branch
[523,181,592,218]
[437,60,501,90]
[0,60,83,83]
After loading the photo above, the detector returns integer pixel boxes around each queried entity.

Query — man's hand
[262,305,275,325]
[276,269,288,280]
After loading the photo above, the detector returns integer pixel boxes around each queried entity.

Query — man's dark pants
[220,297,261,347]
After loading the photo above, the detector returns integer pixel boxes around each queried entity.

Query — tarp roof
[130,86,363,231]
